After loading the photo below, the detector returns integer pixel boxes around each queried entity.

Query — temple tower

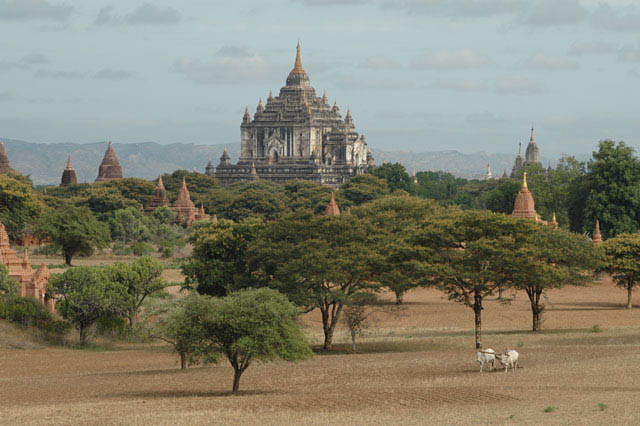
[0,141,18,174]
[592,220,602,244]
[60,156,77,186]
[525,126,540,165]
[325,193,341,216]
[205,159,214,176]
[95,141,123,182]
[511,172,540,221]
[145,175,169,214]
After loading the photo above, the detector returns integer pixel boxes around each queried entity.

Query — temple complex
[60,156,77,186]
[95,141,123,182]
[511,172,544,223]
[215,43,373,189]
[0,141,18,175]
[511,127,541,177]
[172,177,209,227]
[0,220,53,311]
[145,175,170,214]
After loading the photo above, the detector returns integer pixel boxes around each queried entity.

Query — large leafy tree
[200,288,312,393]
[354,195,443,304]
[282,179,333,213]
[369,162,415,194]
[109,207,150,245]
[109,257,165,326]
[0,174,46,241]
[415,171,468,202]
[48,267,127,344]
[183,218,264,297]
[340,174,390,206]
[34,205,110,265]
[250,211,382,350]
[569,140,640,237]
[601,233,640,309]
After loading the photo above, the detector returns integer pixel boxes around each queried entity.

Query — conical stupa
[0,141,18,174]
[325,193,341,216]
[60,155,77,186]
[511,173,539,221]
[95,141,123,182]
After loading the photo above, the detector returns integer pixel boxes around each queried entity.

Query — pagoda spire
[522,171,528,189]
[593,220,602,244]
[293,40,304,72]
[325,192,340,216]
[65,155,73,170]
[530,125,535,142]
[157,174,165,190]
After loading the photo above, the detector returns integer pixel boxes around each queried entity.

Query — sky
[0,0,639,156]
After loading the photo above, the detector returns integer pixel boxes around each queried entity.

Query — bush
[0,296,70,342]
[131,241,153,256]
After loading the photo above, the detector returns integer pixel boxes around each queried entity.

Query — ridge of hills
[1,138,546,185]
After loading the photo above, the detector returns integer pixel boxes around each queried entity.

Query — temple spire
[522,172,528,189]
[325,192,340,216]
[157,175,165,189]
[66,155,73,170]
[593,219,602,244]
[293,40,303,72]
[530,125,535,142]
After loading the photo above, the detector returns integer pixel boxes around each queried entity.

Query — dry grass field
[2,277,640,425]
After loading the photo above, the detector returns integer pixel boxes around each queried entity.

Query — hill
[1,138,551,185]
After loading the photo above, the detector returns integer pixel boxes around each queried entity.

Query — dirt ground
[2,279,640,425]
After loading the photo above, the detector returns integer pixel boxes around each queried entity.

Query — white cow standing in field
[476,348,496,372]
[498,349,519,373]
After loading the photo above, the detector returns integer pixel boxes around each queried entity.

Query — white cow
[498,349,519,373]
[476,348,496,372]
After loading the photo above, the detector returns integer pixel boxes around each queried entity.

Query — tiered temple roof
[0,219,53,310]
[60,155,77,186]
[145,175,169,214]
[172,177,209,227]
[511,172,541,221]
[95,141,123,182]
[0,141,18,175]
[325,193,340,216]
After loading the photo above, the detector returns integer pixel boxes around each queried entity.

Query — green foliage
[486,179,521,214]
[342,292,399,352]
[415,171,468,202]
[369,162,415,194]
[0,264,20,296]
[48,267,127,345]
[250,211,382,350]
[590,324,603,333]
[0,295,70,341]
[601,233,640,308]
[0,173,46,240]
[109,257,165,326]
[340,174,390,206]
[227,187,286,222]
[109,207,150,245]
[570,141,640,237]
[283,180,333,213]
[183,218,264,296]
[145,292,216,369]
[200,288,312,393]
[598,402,608,411]
[161,170,219,207]
[543,406,558,413]
[34,205,110,265]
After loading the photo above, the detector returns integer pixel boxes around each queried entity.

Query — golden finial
[322,91,327,104]
[522,172,528,189]
[293,40,304,72]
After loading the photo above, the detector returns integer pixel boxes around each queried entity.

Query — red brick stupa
[60,155,77,186]
[0,141,18,175]
[145,175,170,214]
[325,193,341,216]
[0,219,53,311]
[95,141,123,182]
[172,177,209,227]
[511,172,541,222]
[592,220,602,244]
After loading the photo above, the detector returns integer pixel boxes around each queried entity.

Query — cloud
[0,91,13,101]
[94,3,181,26]
[175,46,282,85]
[494,75,543,94]
[520,53,580,70]
[619,41,640,62]
[0,0,73,21]
[591,4,640,32]
[33,68,132,79]
[568,41,618,56]
[519,0,587,27]
[428,79,488,92]
[294,0,369,5]
[411,49,491,70]
[336,76,415,90]
[0,53,48,73]
[358,55,401,70]
[92,69,133,80]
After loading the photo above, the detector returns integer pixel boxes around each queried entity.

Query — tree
[342,292,398,352]
[250,211,382,350]
[369,162,415,194]
[0,264,19,297]
[601,233,640,309]
[109,257,165,326]
[183,218,264,297]
[507,223,597,331]
[200,288,312,393]
[0,174,46,241]
[411,210,529,349]
[353,195,443,304]
[340,174,390,206]
[415,171,467,202]
[486,179,521,214]
[48,267,127,344]
[146,293,214,369]
[283,179,332,213]
[34,205,110,265]
[569,141,640,238]
[109,207,150,245]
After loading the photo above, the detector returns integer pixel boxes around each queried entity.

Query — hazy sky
[1,0,639,156]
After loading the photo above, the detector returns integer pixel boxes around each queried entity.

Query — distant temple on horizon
[95,141,123,182]
[511,127,541,177]
[214,42,374,189]
[0,141,18,175]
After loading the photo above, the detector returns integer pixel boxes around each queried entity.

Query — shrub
[590,324,603,333]
[131,241,153,256]
[0,296,51,326]
[543,406,558,413]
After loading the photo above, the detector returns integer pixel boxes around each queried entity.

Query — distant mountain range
[1,138,554,185]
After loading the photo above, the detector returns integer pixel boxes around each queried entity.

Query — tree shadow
[551,301,628,310]
[105,389,279,399]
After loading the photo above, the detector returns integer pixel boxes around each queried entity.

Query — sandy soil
[1,279,640,425]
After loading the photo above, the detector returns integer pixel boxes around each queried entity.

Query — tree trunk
[498,285,503,301]
[79,324,87,345]
[527,287,543,332]
[64,250,73,266]
[321,302,343,351]
[180,352,187,370]
[350,329,357,353]
[627,281,633,309]
[474,290,483,349]
[395,292,404,305]
[128,313,135,328]
[232,368,243,393]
